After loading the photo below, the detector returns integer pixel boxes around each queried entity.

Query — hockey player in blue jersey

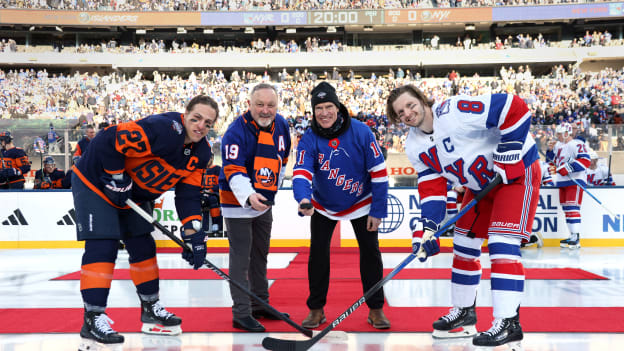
[0,131,30,189]
[72,95,219,348]
[34,156,67,189]
[293,81,390,330]
[387,85,540,347]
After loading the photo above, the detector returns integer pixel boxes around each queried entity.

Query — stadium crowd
[0,0,617,11]
[0,62,622,155]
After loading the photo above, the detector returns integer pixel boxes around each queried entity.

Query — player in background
[47,123,60,153]
[0,131,30,189]
[72,95,219,347]
[294,82,390,330]
[74,125,96,157]
[521,159,554,248]
[546,123,590,249]
[387,85,540,347]
[586,150,615,186]
[34,156,67,189]
[201,155,223,236]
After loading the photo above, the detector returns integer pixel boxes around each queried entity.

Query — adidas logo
[57,209,76,225]
[2,209,28,225]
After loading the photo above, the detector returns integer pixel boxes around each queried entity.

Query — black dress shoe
[232,316,265,332]
[252,309,290,320]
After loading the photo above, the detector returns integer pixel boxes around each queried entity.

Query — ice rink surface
[1,246,623,351]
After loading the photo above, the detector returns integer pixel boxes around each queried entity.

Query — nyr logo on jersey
[435,99,450,117]
[255,167,277,188]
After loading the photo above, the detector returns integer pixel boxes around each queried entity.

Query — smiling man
[219,83,291,332]
[293,81,390,330]
[72,95,219,348]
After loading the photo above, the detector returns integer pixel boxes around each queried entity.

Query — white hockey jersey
[549,139,590,187]
[406,93,538,224]
[586,164,615,186]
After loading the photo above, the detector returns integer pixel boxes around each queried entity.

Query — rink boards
[1,187,623,248]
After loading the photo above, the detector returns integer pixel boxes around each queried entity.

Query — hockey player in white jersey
[546,123,591,249]
[387,85,541,347]
[586,150,615,186]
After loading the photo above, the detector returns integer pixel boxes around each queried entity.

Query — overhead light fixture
[29,26,35,31]
[244,27,254,34]
[465,24,475,31]
[285,28,296,34]
[55,26,63,32]
[326,26,336,33]
[363,26,373,31]
[203,28,214,34]
[177,27,187,34]
[136,29,146,34]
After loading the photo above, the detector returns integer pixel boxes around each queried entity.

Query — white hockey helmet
[588,149,599,160]
[555,123,573,136]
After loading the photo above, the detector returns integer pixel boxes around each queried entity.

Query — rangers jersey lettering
[293,119,388,220]
[406,94,538,225]
[548,139,590,187]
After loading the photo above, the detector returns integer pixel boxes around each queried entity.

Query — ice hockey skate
[432,303,477,338]
[567,233,581,249]
[472,312,523,347]
[140,299,182,335]
[560,237,570,248]
[79,311,124,350]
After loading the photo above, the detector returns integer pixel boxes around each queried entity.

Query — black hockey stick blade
[125,199,313,338]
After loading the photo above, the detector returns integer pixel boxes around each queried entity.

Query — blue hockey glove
[182,221,206,270]
[412,219,440,262]
[100,173,133,207]
[493,141,525,184]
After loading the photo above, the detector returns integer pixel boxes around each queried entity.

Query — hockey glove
[492,141,525,184]
[412,219,440,262]
[100,173,133,207]
[182,222,206,270]
[0,167,21,178]
[556,163,573,177]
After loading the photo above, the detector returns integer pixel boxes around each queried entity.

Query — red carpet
[53,267,607,281]
[3,249,616,334]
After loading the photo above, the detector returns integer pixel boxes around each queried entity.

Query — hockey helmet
[555,123,572,136]
[588,149,599,160]
[43,156,56,165]
[0,131,12,144]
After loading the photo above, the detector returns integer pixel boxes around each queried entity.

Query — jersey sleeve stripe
[485,94,509,129]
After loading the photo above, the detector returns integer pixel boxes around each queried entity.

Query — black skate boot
[560,237,570,248]
[432,302,477,338]
[567,233,580,249]
[79,311,124,344]
[472,310,523,347]
[140,299,182,335]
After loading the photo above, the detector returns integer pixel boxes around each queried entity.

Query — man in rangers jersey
[586,150,615,186]
[387,85,540,347]
[219,83,291,332]
[546,123,590,249]
[293,81,390,330]
[72,95,218,347]
[0,131,30,189]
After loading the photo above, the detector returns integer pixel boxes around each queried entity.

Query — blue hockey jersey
[293,119,388,220]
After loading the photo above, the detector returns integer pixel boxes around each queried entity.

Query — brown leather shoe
[301,309,326,329]
[367,308,391,329]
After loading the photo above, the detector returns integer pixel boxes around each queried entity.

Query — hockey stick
[125,199,315,338]
[262,175,502,351]
[566,176,619,219]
